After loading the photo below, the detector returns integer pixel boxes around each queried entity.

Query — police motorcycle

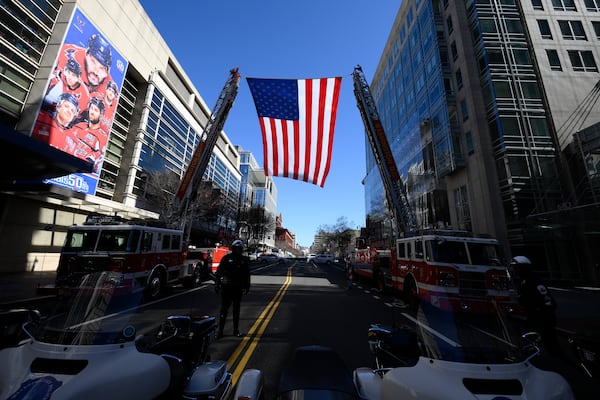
[567,332,600,379]
[0,271,231,400]
[235,301,576,400]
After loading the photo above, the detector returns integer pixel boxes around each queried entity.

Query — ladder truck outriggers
[351,66,516,313]
[49,69,241,299]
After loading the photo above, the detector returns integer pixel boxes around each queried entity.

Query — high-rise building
[367,0,600,282]
[236,146,278,249]
[0,0,242,271]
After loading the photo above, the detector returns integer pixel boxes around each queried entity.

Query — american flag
[246,77,342,187]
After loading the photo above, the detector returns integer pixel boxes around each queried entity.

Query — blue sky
[139,1,401,247]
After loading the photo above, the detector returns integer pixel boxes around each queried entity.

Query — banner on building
[30,7,128,195]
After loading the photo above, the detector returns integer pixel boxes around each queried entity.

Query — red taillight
[110,258,124,272]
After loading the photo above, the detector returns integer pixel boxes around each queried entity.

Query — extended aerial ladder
[352,65,417,236]
[172,68,241,234]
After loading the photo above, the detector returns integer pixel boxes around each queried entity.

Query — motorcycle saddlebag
[183,360,231,400]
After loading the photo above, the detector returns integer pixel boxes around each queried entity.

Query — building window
[460,99,469,121]
[532,0,544,9]
[456,69,463,90]
[480,19,497,34]
[506,19,523,34]
[592,21,600,39]
[546,49,563,71]
[451,41,458,61]
[559,20,587,40]
[568,50,599,71]
[538,20,553,39]
[447,16,454,34]
[465,131,474,154]
[551,0,577,11]
[584,0,600,11]
[454,185,471,231]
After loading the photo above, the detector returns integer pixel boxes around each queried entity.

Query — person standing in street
[511,256,560,355]
[215,239,250,338]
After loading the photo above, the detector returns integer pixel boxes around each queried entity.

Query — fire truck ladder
[173,68,241,232]
[352,65,417,235]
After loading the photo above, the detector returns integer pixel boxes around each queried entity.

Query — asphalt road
[4,258,599,399]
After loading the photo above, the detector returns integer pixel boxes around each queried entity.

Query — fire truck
[48,69,241,299]
[350,66,516,313]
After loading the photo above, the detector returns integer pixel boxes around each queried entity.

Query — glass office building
[368,0,600,282]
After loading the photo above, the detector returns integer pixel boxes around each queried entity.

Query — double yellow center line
[228,267,293,385]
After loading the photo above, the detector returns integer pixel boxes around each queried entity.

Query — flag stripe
[293,119,300,180]
[247,76,342,187]
[259,118,270,176]
[321,77,342,186]
[303,79,312,183]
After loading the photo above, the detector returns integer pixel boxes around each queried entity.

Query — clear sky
[139,1,401,247]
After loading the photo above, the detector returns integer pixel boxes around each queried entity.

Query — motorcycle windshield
[27,271,144,346]
[411,301,532,364]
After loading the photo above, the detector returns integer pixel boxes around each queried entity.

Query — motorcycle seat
[191,316,217,336]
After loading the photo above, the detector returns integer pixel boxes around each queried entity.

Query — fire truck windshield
[428,240,500,265]
[64,229,138,252]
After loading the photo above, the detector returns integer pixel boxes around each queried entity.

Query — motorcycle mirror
[521,331,542,362]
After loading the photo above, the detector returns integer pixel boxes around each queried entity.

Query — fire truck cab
[55,215,188,299]
[394,231,516,313]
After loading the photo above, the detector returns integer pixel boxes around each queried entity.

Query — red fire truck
[351,67,517,313]
[56,215,185,299]
[43,69,241,299]
[351,231,515,313]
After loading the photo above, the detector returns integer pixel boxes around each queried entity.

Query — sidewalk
[0,271,56,306]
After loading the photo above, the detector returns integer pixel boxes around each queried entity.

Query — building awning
[0,123,93,184]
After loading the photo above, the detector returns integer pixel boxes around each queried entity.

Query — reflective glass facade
[139,87,241,216]
[369,0,456,230]
[367,0,563,252]
[0,0,61,121]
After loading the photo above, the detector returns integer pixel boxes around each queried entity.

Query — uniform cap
[106,80,118,93]
[87,34,112,68]
[64,56,82,76]
[511,256,532,265]
[58,92,80,110]
[232,239,243,248]
[88,96,105,114]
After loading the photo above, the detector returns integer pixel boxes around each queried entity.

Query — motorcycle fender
[353,367,383,400]
[0,340,171,400]
[184,360,231,397]
[233,368,263,400]
[373,357,575,400]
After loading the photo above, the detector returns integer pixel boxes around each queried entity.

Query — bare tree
[315,217,356,256]
[239,206,275,251]
[142,170,226,237]
[141,169,180,226]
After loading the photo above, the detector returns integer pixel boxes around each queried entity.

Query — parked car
[313,254,335,264]
[307,254,317,262]
[258,253,281,263]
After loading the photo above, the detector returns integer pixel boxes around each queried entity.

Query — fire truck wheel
[376,274,386,293]
[192,264,203,287]
[184,265,202,288]
[146,271,164,300]
[404,277,419,311]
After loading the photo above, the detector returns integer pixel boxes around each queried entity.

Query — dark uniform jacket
[215,253,250,290]
[518,274,556,316]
